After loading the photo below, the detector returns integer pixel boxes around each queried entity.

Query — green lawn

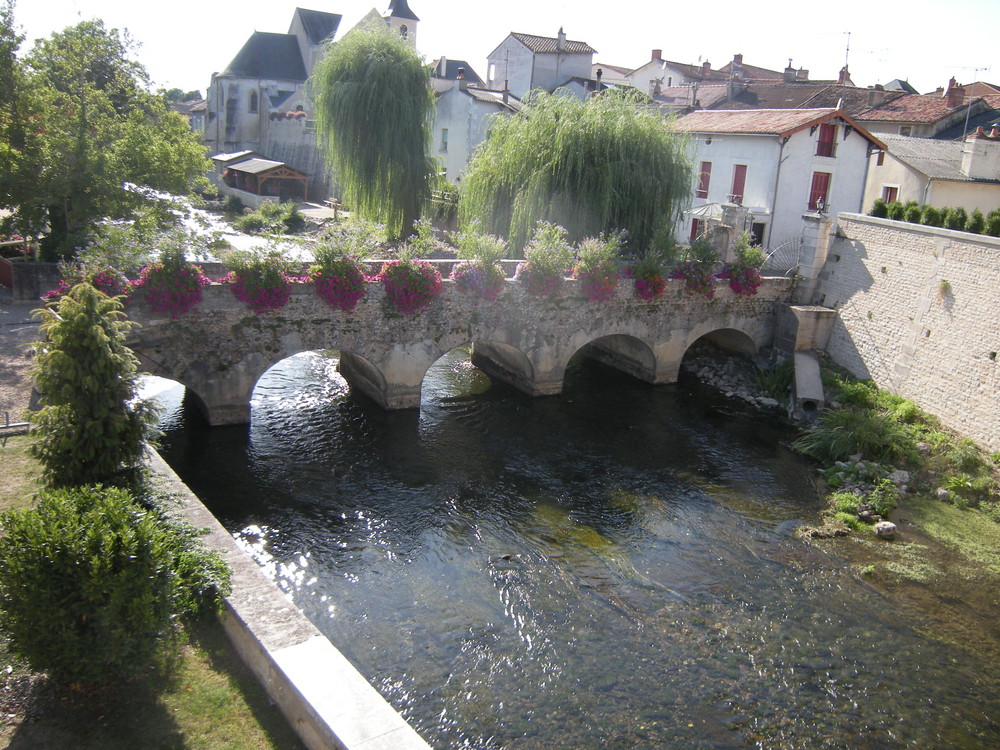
[0,435,304,750]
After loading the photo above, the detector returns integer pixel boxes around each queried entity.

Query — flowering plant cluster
[669,260,717,299]
[131,259,210,318]
[718,264,762,296]
[515,222,573,297]
[572,234,621,302]
[450,260,505,303]
[377,257,443,315]
[43,269,130,301]
[632,268,666,300]
[223,250,297,314]
[310,256,369,312]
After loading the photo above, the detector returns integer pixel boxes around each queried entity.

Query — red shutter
[730,164,747,204]
[817,123,836,157]
[809,172,831,209]
[690,219,702,243]
[696,162,712,199]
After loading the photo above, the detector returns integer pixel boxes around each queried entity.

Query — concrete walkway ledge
[148,451,432,750]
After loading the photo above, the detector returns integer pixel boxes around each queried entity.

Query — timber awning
[221,158,309,201]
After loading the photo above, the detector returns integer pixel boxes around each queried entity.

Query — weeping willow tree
[459,89,691,252]
[312,24,435,239]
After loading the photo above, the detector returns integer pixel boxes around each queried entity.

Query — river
[150,348,1000,749]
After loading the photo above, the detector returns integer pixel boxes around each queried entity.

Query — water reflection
[151,350,1000,749]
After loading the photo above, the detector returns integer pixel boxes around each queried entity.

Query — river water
[151,349,1000,749]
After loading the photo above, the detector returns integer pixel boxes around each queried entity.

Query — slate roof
[854,93,983,124]
[293,8,341,45]
[675,107,885,147]
[385,0,419,21]
[932,108,1000,141]
[884,79,919,94]
[466,87,522,112]
[508,32,597,55]
[706,81,832,110]
[653,84,729,113]
[221,32,307,81]
[717,60,785,81]
[430,58,484,86]
[652,59,728,82]
[879,133,998,183]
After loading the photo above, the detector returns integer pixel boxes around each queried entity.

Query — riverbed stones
[875,521,897,539]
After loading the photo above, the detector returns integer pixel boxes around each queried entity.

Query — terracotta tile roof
[653,84,729,113]
[963,81,1000,97]
[855,93,981,124]
[707,81,832,110]
[509,32,597,55]
[797,85,905,117]
[674,107,885,148]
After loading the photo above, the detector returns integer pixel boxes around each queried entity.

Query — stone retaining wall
[815,214,1000,451]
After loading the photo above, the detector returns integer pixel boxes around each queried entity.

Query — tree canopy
[0,9,210,260]
[458,89,692,253]
[312,23,435,240]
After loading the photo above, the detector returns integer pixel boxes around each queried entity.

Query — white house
[863,130,1000,214]
[485,29,596,99]
[626,50,724,96]
[673,108,885,249]
[433,77,521,183]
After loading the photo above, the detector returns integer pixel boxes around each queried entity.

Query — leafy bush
[132,246,210,318]
[30,284,159,488]
[223,248,297,314]
[833,511,863,530]
[718,232,764,296]
[573,233,621,302]
[886,201,906,221]
[832,492,862,514]
[868,198,888,218]
[944,207,967,230]
[234,201,306,235]
[920,205,943,227]
[866,478,899,516]
[450,228,508,303]
[792,406,918,465]
[755,358,794,399]
[904,202,923,223]
[0,486,204,686]
[223,195,244,213]
[966,208,985,234]
[514,222,573,297]
[985,210,1000,238]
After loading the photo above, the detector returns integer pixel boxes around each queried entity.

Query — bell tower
[383,0,419,47]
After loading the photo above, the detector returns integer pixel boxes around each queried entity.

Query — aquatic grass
[792,406,920,465]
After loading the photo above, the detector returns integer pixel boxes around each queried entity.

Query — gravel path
[0,302,42,425]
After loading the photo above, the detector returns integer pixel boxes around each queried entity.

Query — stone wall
[814,213,1000,451]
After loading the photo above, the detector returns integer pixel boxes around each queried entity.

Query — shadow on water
[152,350,1000,749]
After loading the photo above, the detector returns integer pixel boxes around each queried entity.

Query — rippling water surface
[152,350,1000,749]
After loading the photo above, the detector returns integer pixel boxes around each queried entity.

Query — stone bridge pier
[125,276,799,426]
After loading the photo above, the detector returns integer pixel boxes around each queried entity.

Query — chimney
[838,66,851,85]
[455,67,468,92]
[784,59,796,83]
[796,67,809,81]
[690,81,699,108]
[733,53,743,66]
[701,60,712,76]
[557,27,566,52]
[961,125,1000,178]
[945,78,965,108]
[438,56,447,77]
[867,84,886,107]
[502,79,509,105]
[652,49,662,61]
[596,68,603,91]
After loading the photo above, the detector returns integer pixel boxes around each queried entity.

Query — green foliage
[1,19,209,259]
[985,210,1000,238]
[966,208,985,234]
[514,222,574,295]
[453,226,507,266]
[573,233,622,302]
[314,217,384,262]
[755,358,794,399]
[868,198,888,218]
[904,202,923,223]
[313,24,435,239]
[867,478,899,516]
[832,492,862,514]
[0,485,229,686]
[30,283,158,488]
[792,405,918,465]
[944,206,967,230]
[223,195,244,214]
[233,200,306,235]
[920,205,942,227]
[832,511,863,530]
[459,89,691,252]
[886,201,906,221]
[222,247,296,314]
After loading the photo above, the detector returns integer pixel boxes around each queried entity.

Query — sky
[13,0,1000,98]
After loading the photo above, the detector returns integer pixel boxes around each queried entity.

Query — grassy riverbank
[0,434,304,750]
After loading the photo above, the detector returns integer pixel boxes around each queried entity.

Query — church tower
[383,0,419,47]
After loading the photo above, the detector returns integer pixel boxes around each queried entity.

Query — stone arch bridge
[124,275,801,425]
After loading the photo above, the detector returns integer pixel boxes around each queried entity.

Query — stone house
[673,108,884,250]
[863,129,1000,214]
[485,29,597,99]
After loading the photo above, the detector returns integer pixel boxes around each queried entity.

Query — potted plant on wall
[669,239,720,299]
[514,222,573,297]
[222,247,298,314]
[131,247,210,317]
[572,233,621,302]
[449,228,507,304]
[717,232,765,297]
[309,221,382,312]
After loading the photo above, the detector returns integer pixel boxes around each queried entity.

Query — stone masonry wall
[814,213,1000,451]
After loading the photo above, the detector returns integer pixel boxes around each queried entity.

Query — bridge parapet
[125,276,795,425]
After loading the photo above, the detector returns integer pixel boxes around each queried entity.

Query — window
[808,171,832,210]
[249,91,258,114]
[690,219,704,243]
[881,185,899,203]
[399,24,408,39]
[696,161,712,198]
[817,122,837,157]
[440,128,448,153]
[899,126,912,136]
[730,164,747,204]
[876,151,885,166]
[750,222,766,247]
